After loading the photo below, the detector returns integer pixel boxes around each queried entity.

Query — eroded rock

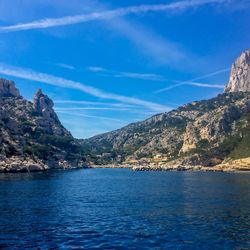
[225,49,250,92]
[0,78,20,97]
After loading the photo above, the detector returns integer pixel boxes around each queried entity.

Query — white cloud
[56,110,126,124]
[155,68,230,93]
[115,72,165,81]
[0,63,170,112]
[87,66,165,81]
[55,107,131,111]
[184,82,225,88]
[54,100,137,108]
[155,81,225,92]
[87,66,106,72]
[55,63,75,70]
[0,0,227,32]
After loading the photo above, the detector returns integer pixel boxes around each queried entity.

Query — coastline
[1,157,250,173]
[90,157,250,172]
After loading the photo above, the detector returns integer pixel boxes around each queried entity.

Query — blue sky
[0,0,249,138]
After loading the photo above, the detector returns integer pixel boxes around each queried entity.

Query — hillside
[81,50,250,170]
[0,80,86,172]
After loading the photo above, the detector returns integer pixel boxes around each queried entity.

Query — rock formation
[0,78,20,97]
[33,89,58,120]
[1,49,250,172]
[82,50,250,170]
[82,92,250,168]
[225,49,250,92]
[0,79,86,173]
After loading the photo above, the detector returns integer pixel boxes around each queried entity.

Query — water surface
[0,169,249,249]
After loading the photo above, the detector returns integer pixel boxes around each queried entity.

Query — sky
[0,0,249,138]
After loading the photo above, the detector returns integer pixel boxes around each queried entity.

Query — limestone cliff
[0,79,86,173]
[82,92,250,167]
[225,49,250,92]
[34,89,59,121]
[82,50,250,169]
[0,78,20,97]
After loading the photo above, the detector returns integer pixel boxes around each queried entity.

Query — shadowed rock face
[0,78,20,97]
[225,49,250,92]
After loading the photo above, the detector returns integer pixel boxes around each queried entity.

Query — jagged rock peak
[33,89,58,120]
[0,78,20,97]
[225,49,250,92]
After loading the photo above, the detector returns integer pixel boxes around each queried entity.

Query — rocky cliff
[82,50,250,170]
[225,49,250,92]
[0,79,86,172]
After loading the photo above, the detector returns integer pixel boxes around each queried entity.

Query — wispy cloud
[155,68,230,93]
[188,68,231,82]
[87,66,165,81]
[0,0,227,32]
[87,66,106,73]
[155,81,225,92]
[54,100,137,108]
[0,63,170,112]
[55,63,75,70]
[115,72,164,81]
[56,110,127,124]
[55,107,131,111]
[54,100,157,115]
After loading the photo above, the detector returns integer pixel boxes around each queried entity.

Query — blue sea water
[0,169,249,249]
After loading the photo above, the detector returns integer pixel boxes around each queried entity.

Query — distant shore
[90,157,250,172]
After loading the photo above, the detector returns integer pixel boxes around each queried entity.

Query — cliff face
[82,51,250,168]
[0,79,86,173]
[82,92,250,167]
[225,49,250,92]
[0,78,20,97]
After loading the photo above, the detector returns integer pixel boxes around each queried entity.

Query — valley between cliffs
[1,50,250,173]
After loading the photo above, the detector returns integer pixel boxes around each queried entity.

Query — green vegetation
[221,114,250,159]
[24,144,51,160]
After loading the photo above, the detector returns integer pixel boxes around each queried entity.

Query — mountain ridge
[0,49,250,172]
[0,81,86,173]
[81,50,250,171]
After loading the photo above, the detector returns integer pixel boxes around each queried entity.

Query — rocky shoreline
[0,157,48,173]
[90,157,250,172]
[0,157,87,173]
[1,158,250,173]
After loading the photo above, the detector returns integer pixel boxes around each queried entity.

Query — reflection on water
[0,169,249,249]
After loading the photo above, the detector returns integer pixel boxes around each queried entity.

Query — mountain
[225,50,250,92]
[0,80,86,173]
[82,50,250,170]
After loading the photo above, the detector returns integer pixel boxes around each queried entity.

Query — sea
[0,168,249,249]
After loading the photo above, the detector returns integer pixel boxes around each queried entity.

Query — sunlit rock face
[225,50,250,93]
[0,79,86,173]
[82,51,250,168]
[33,89,58,120]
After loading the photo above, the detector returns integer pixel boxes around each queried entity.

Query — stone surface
[82,92,250,168]
[225,49,250,92]
[0,78,20,97]
[82,50,250,170]
[0,79,86,173]
[33,89,58,120]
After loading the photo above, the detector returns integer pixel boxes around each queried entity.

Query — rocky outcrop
[225,49,250,92]
[0,78,20,97]
[81,50,250,170]
[0,157,48,173]
[0,79,86,173]
[82,92,250,167]
[34,89,58,120]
